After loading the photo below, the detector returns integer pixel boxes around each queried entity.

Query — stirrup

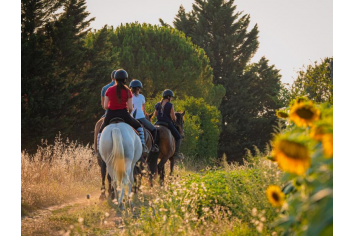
[151,144,159,153]
[142,144,149,154]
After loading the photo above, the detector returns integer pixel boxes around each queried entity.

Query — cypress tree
[174,0,267,161]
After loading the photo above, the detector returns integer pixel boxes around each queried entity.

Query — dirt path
[21,192,126,236]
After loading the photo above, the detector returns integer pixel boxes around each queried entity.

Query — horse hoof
[99,194,106,201]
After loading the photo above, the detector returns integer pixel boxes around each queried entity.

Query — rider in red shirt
[97,69,149,154]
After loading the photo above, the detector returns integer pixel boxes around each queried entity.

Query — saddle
[155,121,169,127]
[109,117,125,124]
[109,118,139,136]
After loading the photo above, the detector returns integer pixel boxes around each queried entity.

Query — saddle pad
[108,118,139,136]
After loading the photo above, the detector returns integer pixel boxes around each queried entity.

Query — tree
[174,0,282,161]
[21,0,95,152]
[114,23,225,107]
[290,57,333,104]
[219,57,283,160]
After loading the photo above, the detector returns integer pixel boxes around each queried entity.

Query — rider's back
[155,101,173,123]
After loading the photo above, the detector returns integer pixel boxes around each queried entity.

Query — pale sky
[85,0,333,85]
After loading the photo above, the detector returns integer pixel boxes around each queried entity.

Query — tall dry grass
[21,134,100,211]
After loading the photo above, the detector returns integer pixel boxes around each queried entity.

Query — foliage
[123,154,281,235]
[219,57,284,161]
[268,99,333,235]
[115,22,225,107]
[290,57,333,104]
[174,0,284,161]
[21,0,97,152]
[146,95,222,161]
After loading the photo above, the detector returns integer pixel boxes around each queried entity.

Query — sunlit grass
[21,134,101,213]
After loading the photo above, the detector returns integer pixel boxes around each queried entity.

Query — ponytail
[116,79,129,103]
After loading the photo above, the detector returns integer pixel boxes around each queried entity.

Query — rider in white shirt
[130,80,159,152]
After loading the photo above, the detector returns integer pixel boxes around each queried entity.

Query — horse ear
[182,111,185,116]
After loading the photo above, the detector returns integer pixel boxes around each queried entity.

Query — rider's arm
[142,104,146,115]
[170,105,177,122]
[101,96,105,110]
[154,110,157,117]
[104,96,109,110]
[127,97,133,113]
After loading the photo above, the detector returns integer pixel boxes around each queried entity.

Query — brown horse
[146,111,185,185]
[94,116,154,199]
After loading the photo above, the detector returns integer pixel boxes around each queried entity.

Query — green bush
[146,96,221,161]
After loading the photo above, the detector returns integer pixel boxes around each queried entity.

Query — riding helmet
[129,80,143,88]
[114,69,128,81]
[162,89,174,98]
[111,70,116,79]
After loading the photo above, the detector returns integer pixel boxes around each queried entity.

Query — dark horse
[94,117,154,199]
[146,111,185,185]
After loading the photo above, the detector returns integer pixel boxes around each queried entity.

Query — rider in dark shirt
[154,89,183,160]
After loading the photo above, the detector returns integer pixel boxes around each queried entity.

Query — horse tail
[110,127,126,185]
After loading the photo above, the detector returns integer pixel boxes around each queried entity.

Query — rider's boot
[151,129,159,152]
[97,133,101,158]
[173,139,184,161]
[137,127,149,154]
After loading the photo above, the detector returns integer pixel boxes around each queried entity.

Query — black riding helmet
[162,89,174,98]
[129,80,143,88]
[114,69,128,82]
[111,70,116,79]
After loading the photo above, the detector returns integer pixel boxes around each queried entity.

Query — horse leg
[128,161,136,209]
[170,157,175,176]
[107,173,115,200]
[99,159,107,200]
[147,152,158,187]
[159,165,165,186]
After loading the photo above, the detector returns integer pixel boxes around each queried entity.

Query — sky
[85,0,333,85]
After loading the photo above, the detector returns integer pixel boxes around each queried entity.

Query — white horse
[99,122,142,208]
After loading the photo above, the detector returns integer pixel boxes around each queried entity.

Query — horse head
[175,111,185,139]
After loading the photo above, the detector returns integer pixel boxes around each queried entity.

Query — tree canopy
[290,57,333,104]
[115,23,225,107]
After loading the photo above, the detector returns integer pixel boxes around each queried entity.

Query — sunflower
[266,185,285,207]
[310,123,333,141]
[289,101,320,127]
[322,133,333,158]
[276,110,289,119]
[272,137,311,175]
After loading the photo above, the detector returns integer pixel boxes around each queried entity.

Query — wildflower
[276,110,289,119]
[266,185,285,207]
[289,101,320,127]
[322,133,333,158]
[252,208,257,216]
[78,217,84,223]
[272,138,311,175]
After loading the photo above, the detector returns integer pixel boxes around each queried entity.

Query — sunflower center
[272,192,280,202]
[278,140,309,160]
[296,107,314,119]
